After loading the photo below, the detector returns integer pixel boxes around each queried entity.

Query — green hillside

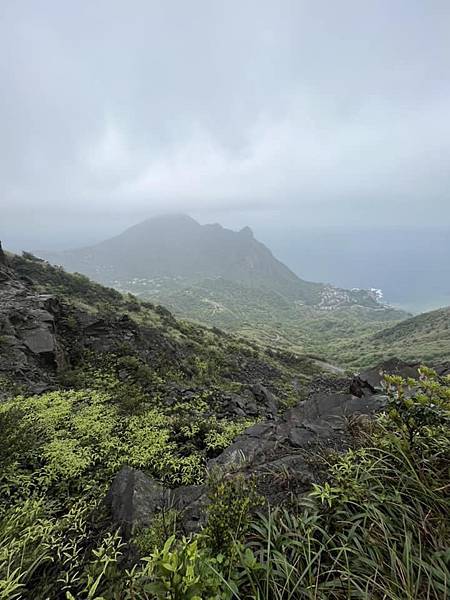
[327,305,450,367]
[122,276,408,362]
[0,253,449,598]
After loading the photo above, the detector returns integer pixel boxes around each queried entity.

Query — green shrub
[204,473,263,555]
[129,535,233,600]
[133,509,180,555]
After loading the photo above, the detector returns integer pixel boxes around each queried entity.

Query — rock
[208,422,275,470]
[251,383,278,417]
[105,466,165,535]
[22,326,56,355]
[105,469,208,536]
[221,393,258,417]
[29,382,55,395]
[210,391,385,474]
[169,485,208,533]
[350,376,375,397]
[0,241,6,266]
[358,358,421,391]
[436,362,450,377]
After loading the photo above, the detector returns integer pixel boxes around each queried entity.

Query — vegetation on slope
[333,306,450,367]
[120,276,408,364]
[1,352,449,598]
[1,253,449,598]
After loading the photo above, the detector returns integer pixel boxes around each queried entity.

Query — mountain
[41,214,382,309]
[37,215,410,361]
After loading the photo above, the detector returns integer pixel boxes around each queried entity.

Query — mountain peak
[239,226,254,239]
[141,214,200,227]
[40,215,308,297]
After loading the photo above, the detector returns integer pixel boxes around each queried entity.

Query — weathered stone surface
[221,392,258,417]
[208,422,275,470]
[358,358,421,390]
[105,466,165,534]
[22,326,56,355]
[251,383,278,417]
[105,469,208,535]
[209,391,385,475]
[169,485,208,533]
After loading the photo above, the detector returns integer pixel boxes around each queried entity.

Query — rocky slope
[106,355,450,536]
[0,246,436,529]
[0,247,325,409]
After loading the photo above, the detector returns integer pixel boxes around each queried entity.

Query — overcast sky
[1,0,450,250]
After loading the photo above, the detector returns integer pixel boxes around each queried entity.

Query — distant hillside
[131,276,407,359]
[330,306,450,366]
[371,306,450,359]
[41,214,384,310]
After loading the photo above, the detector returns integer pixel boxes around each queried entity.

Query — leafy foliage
[1,369,448,598]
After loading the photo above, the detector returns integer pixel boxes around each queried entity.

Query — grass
[141,368,450,600]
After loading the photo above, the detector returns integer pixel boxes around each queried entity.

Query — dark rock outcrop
[251,383,278,417]
[106,387,387,532]
[209,390,386,475]
[358,358,421,391]
[0,241,6,266]
[106,467,208,536]
[0,268,66,388]
[106,466,165,535]
[168,485,208,533]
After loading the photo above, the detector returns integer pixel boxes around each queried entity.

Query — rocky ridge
[105,357,442,538]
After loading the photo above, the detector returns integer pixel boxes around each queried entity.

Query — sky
[1,1,450,309]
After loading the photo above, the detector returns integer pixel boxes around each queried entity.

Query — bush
[204,473,263,554]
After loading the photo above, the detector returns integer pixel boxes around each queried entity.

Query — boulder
[358,358,421,391]
[169,485,208,533]
[220,392,258,417]
[105,466,165,535]
[251,383,278,417]
[209,391,385,473]
[105,468,208,536]
[350,376,375,397]
[208,421,275,470]
[21,326,56,355]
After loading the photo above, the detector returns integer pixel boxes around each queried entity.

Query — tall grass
[230,426,449,600]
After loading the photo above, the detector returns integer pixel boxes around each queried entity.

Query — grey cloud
[1,0,450,246]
